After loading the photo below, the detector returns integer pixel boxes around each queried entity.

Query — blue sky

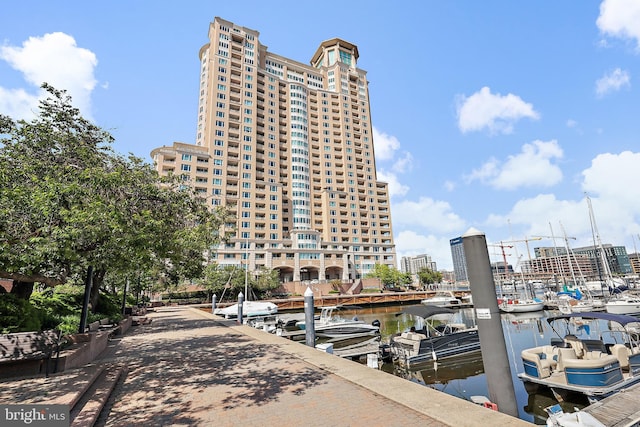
[2,1,640,271]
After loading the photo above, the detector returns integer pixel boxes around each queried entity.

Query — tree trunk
[10,281,34,299]
[89,269,106,313]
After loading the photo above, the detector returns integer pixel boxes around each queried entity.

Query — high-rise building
[151,17,396,283]
[400,254,437,275]
[449,237,467,283]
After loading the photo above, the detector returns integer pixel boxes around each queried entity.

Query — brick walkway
[1,306,530,426]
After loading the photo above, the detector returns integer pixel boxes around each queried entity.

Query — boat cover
[395,305,455,319]
[546,311,640,327]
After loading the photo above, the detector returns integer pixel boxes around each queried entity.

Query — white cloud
[377,170,409,198]
[595,68,630,97]
[394,230,456,270]
[466,140,563,190]
[582,151,640,211]
[0,32,98,120]
[566,119,577,128]
[597,0,640,50]
[391,151,413,174]
[484,151,640,265]
[392,197,466,233]
[0,87,39,120]
[456,86,540,134]
[373,127,400,161]
[372,126,413,197]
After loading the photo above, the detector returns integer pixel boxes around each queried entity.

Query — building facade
[400,254,437,275]
[151,17,396,283]
[449,237,468,284]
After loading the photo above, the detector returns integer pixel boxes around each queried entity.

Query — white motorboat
[421,291,462,308]
[295,306,380,339]
[388,305,480,367]
[518,311,640,404]
[499,297,544,313]
[605,293,640,315]
[214,300,278,319]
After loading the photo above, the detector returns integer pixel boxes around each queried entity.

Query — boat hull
[214,301,278,318]
[500,301,544,313]
[391,329,481,367]
[605,300,640,315]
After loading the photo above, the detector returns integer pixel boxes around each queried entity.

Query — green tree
[251,267,281,298]
[417,267,443,287]
[365,264,412,288]
[0,84,227,311]
[200,264,280,301]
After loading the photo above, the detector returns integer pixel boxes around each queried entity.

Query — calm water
[333,304,588,425]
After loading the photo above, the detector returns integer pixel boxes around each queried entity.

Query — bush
[0,293,43,333]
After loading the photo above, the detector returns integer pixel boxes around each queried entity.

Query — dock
[207,290,474,312]
[582,382,640,426]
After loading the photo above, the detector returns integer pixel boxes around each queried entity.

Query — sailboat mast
[244,239,249,299]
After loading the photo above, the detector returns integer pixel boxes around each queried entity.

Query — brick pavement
[0,306,530,426]
[94,307,528,427]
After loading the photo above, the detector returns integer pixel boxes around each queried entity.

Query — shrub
[0,294,43,333]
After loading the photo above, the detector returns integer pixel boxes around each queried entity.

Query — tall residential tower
[151,17,396,283]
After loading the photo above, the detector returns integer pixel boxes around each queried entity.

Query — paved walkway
[2,307,531,426]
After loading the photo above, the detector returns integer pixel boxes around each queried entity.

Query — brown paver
[1,306,530,426]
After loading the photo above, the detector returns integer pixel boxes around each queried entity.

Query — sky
[2,1,640,272]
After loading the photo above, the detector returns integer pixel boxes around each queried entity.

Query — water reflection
[334,304,586,424]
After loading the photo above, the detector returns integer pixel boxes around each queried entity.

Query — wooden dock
[582,382,640,426]
[270,290,471,311]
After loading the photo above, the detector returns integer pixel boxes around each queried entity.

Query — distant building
[450,237,468,283]
[525,244,632,280]
[400,254,437,275]
[630,253,640,275]
[572,244,632,276]
[150,17,396,283]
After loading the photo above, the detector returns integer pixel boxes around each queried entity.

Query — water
[334,304,589,425]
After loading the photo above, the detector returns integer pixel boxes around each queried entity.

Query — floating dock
[582,381,640,426]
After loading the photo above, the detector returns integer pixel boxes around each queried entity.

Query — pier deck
[583,382,640,426]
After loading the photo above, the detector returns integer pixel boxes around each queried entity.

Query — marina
[242,300,640,425]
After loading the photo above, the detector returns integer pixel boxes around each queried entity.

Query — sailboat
[214,252,278,319]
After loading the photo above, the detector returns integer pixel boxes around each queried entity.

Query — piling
[211,294,217,314]
[462,227,519,417]
[304,287,315,347]
[237,292,244,324]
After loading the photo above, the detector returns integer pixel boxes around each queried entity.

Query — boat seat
[563,354,619,369]
[522,346,558,379]
[555,347,578,372]
[584,350,603,360]
[610,344,630,371]
[400,332,427,341]
[564,335,584,357]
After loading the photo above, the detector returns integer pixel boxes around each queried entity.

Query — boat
[421,291,462,308]
[295,306,380,339]
[605,292,640,315]
[555,289,605,314]
[544,404,605,427]
[388,305,481,367]
[214,300,278,319]
[518,311,640,403]
[499,297,545,313]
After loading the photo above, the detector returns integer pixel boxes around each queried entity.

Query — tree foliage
[0,84,228,306]
[200,263,280,301]
[417,267,443,285]
[365,264,412,288]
